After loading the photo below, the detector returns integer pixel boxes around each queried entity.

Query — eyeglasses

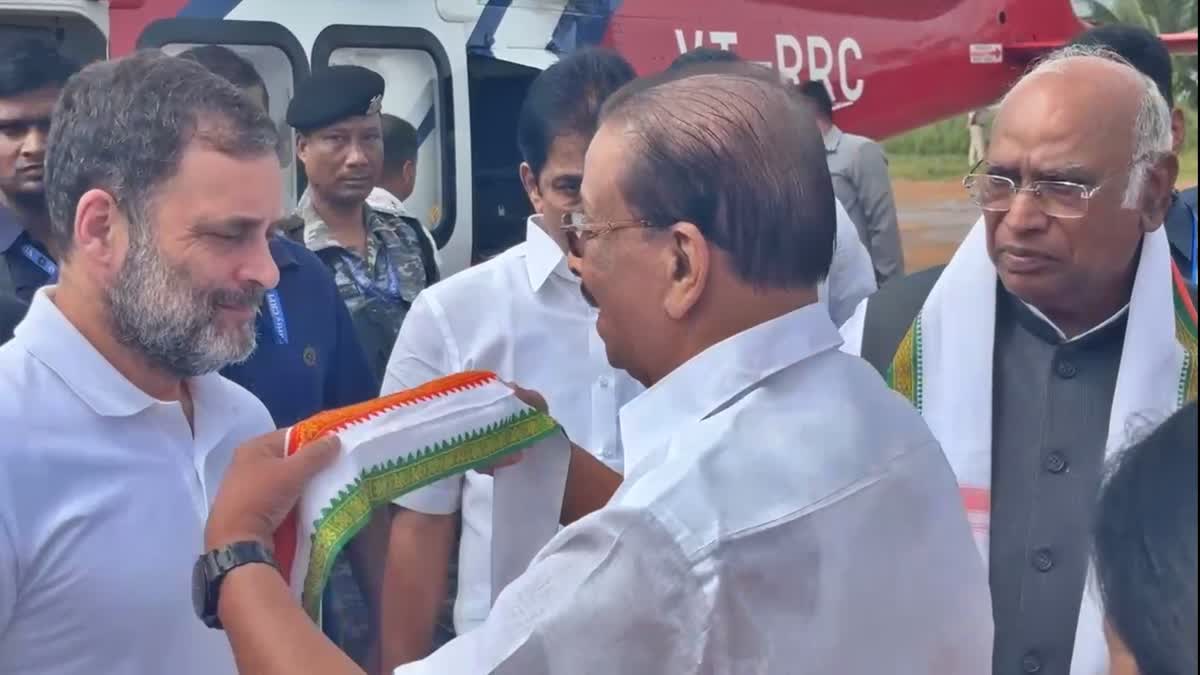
[962,172,1107,219]
[560,211,652,258]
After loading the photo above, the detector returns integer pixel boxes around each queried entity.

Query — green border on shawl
[884,276,1197,408]
[301,408,561,620]
[1173,279,1197,405]
[886,314,924,412]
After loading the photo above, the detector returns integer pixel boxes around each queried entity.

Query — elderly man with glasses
[842,44,1197,675]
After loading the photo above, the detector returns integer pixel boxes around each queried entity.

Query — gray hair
[45,50,279,253]
[1013,44,1173,208]
[599,65,836,288]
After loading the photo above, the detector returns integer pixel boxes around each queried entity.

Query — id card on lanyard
[20,243,58,282]
[264,289,289,345]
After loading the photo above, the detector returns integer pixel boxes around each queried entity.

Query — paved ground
[894,179,978,272]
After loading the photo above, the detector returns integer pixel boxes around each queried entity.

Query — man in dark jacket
[0,291,24,344]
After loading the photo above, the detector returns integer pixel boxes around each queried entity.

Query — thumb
[283,434,342,486]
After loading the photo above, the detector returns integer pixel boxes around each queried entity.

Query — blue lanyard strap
[20,243,58,281]
[264,289,289,345]
[340,251,404,302]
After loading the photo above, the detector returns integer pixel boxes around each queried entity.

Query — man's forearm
[561,443,622,525]
[380,507,456,669]
[219,562,366,675]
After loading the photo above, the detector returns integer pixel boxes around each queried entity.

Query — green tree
[1080,0,1199,108]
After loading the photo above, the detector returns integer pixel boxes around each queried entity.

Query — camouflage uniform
[285,190,439,380]
[284,191,439,666]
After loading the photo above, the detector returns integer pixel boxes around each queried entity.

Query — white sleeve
[0,486,16,635]
[825,200,878,327]
[839,296,869,356]
[394,506,712,675]
[382,292,463,514]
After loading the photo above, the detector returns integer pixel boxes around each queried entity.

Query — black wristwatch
[193,540,279,629]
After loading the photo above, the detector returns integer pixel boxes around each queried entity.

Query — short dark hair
[517,47,636,176]
[177,45,270,108]
[668,47,741,70]
[1071,24,1174,108]
[1094,401,1198,675]
[793,80,834,121]
[380,113,418,174]
[0,38,79,99]
[600,65,836,288]
[45,50,279,253]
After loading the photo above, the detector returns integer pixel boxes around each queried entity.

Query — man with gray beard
[0,51,281,675]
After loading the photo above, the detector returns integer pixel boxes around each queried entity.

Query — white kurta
[0,289,274,675]
[395,304,994,674]
[383,217,642,631]
[820,199,878,326]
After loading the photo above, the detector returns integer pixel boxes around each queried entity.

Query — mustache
[211,285,266,310]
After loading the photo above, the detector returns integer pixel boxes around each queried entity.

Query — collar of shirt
[294,189,374,254]
[823,125,844,154]
[294,190,341,252]
[269,234,299,270]
[523,215,573,292]
[1021,300,1129,344]
[366,187,411,218]
[1005,281,1130,344]
[619,303,843,475]
[16,287,232,420]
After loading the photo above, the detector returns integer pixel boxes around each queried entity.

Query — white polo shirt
[383,216,643,632]
[0,289,275,675]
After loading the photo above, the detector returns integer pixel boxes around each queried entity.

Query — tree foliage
[1080,0,1199,108]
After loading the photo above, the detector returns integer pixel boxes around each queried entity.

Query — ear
[296,133,310,164]
[519,162,544,214]
[403,159,417,187]
[1138,154,1178,233]
[1171,107,1186,156]
[662,221,709,320]
[73,189,127,270]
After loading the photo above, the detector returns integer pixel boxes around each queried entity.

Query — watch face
[192,555,210,621]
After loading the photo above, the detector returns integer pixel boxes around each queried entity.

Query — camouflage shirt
[282,192,439,666]
[285,191,439,380]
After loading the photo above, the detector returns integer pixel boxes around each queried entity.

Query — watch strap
[196,540,279,629]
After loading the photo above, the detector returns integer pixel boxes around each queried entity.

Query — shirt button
[1055,359,1078,379]
[1031,548,1055,573]
[1022,651,1043,673]
[598,376,610,389]
[1043,451,1068,474]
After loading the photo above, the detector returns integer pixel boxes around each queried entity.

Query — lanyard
[20,243,57,281]
[340,252,404,302]
[264,289,289,345]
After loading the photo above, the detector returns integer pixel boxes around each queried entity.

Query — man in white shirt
[376,48,642,668]
[367,113,444,272]
[0,52,282,674]
[201,62,993,674]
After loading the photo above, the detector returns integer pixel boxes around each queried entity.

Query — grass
[888,148,1198,189]
[884,106,1199,188]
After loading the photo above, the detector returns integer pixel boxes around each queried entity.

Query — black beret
[287,65,385,131]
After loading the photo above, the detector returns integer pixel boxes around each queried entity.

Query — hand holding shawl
[270,371,569,622]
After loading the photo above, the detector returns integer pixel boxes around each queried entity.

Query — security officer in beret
[284,65,440,381]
